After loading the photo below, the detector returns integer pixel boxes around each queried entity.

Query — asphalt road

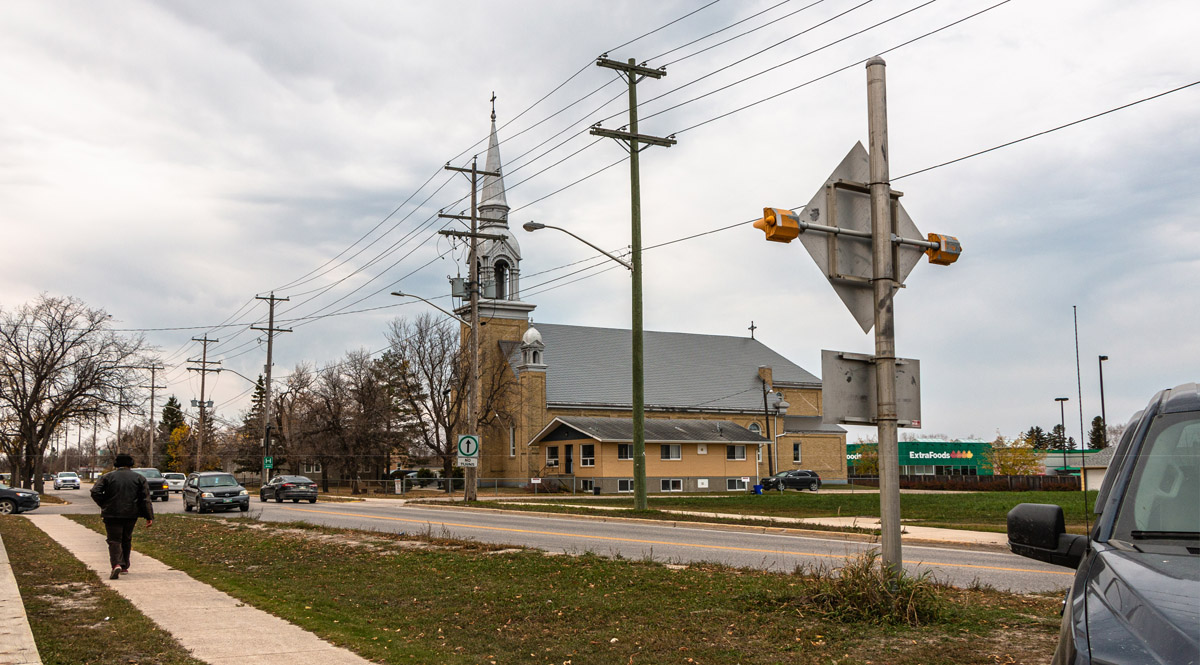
[37,486,1073,593]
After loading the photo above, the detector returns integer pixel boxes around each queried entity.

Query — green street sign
[457,434,480,458]
[264,456,274,469]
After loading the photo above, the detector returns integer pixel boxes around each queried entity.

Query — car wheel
[0,499,16,515]
[308,498,316,504]
[292,498,299,503]
[184,499,192,512]
[809,481,819,491]
[275,495,283,503]
[259,492,266,502]
[196,502,205,514]
[239,504,249,512]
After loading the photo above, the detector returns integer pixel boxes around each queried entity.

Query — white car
[53,472,80,490]
[163,472,186,493]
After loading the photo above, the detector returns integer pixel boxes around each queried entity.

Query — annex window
[661,444,681,460]
[727,478,748,491]
[546,446,559,467]
[581,444,595,467]
[660,478,683,492]
[579,479,594,492]
[618,444,633,460]
[303,462,322,474]
[793,443,802,464]
[726,445,746,461]
[509,427,516,457]
[618,478,634,493]
[757,446,762,462]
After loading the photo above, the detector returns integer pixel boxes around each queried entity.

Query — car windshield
[282,476,313,484]
[1113,412,1200,540]
[198,475,238,488]
[164,473,185,480]
[59,473,78,478]
[134,468,163,479]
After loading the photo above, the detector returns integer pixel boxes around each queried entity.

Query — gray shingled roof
[533,416,768,444]
[516,323,820,412]
[1082,446,1116,468]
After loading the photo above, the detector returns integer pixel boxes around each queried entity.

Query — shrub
[775,550,949,626]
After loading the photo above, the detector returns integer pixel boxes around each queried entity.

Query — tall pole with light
[1055,397,1070,476]
[1098,355,1109,447]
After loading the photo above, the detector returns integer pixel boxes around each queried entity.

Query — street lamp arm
[523,222,632,270]
[391,291,469,325]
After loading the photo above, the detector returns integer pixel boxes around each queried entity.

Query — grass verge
[0,516,205,665]
[479,490,1100,534]
[68,513,1062,664]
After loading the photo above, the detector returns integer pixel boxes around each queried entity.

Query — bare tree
[0,295,147,491]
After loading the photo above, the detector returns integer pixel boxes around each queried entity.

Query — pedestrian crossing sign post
[264,456,274,469]
[457,434,480,468]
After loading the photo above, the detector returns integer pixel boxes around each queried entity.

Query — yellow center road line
[282,506,1072,577]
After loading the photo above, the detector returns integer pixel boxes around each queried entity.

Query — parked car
[259,475,318,503]
[163,472,186,493]
[53,471,81,490]
[183,472,250,514]
[1007,382,1199,664]
[132,468,170,501]
[760,469,822,491]
[0,481,40,515]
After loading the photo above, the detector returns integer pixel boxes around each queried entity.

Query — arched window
[494,260,509,300]
[748,423,761,435]
[532,350,541,364]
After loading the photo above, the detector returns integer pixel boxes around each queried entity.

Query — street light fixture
[523,220,649,509]
[1098,355,1109,447]
[391,291,469,325]
[1055,397,1070,476]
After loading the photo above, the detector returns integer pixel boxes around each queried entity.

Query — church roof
[521,323,821,413]
[531,416,769,445]
[479,114,508,223]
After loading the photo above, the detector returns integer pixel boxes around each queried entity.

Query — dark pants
[103,517,138,570]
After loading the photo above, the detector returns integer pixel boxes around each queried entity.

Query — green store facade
[846,440,994,476]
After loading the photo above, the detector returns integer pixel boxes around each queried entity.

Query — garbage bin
[753,484,763,495]
[593,487,601,495]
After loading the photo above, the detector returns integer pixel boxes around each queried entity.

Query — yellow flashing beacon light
[752,207,801,243]
[926,233,962,265]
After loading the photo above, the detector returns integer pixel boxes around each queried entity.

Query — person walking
[90,453,154,579]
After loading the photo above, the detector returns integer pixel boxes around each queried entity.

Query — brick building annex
[454,110,846,493]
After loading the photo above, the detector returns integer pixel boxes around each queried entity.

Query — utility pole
[590,56,676,511]
[138,364,165,468]
[188,335,221,472]
[866,56,902,571]
[438,158,504,502]
[252,293,291,483]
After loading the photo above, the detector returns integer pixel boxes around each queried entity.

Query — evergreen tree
[1048,424,1076,451]
[233,376,267,474]
[157,396,186,468]
[1023,425,1050,450]
[1088,415,1108,449]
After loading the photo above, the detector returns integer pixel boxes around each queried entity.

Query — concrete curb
[0,532,42,665]
[404,501,1011,552]
[26,515,374,665]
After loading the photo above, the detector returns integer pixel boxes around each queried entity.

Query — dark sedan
[259,475,318,503]
[183,472,250,513]
[760,469,822,491]
[1007,382,1199,664]
[132,468,170,501]
[0,482,40,515]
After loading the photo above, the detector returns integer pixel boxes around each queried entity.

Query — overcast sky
[3,0,1196,447]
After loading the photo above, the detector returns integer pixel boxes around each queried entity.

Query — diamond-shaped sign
[799,142,925,333]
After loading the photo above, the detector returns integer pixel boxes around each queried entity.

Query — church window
[509,427,516,457]
[494,261,509,300]
[793,442,802,464]
[532,350,541,364]
[618,478,634,492]
[618,444,633,460]
[546,446,559,467]
[748,423,761,435]
[726,445,746,461]
[580,444,595,467]
[661,444,681,461]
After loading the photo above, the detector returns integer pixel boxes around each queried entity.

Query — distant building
[457,109,846,492]
[846,440,992,476]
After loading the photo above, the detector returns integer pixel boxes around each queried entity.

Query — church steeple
[479,92,508,228]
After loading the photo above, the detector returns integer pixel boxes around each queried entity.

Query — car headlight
[238,489,249,496]
[201,492,214,498]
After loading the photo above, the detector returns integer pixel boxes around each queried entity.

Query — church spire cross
[748,321,757,339]
[490,91,496,120]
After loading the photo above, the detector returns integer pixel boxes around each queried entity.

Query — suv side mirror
[1007,503,1087,569]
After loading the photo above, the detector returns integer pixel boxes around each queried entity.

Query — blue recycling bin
[753,484,763,495]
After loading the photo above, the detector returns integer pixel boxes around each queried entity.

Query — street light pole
[1098,355,1109,447]
[1056,397,1069,476]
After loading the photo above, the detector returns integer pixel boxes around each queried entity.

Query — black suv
[1007,382,1199,664]
[183,472,250,514]
[132,468,170,501]
[760,469,822,491]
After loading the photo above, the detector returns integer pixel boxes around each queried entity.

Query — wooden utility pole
[187,335,221,472]
[438,159,503,502]
[138,363,166,467]
[252,293,291,483]
[590,56,675,511]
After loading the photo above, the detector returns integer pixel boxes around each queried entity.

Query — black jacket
[91,468,154,520]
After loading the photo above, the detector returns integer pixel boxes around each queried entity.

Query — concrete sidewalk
[0,534,41,665]
[25,515,373,665]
